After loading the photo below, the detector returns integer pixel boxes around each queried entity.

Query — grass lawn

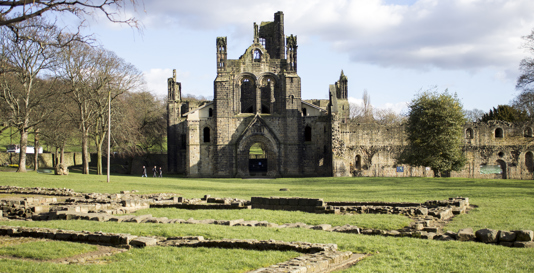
[0,172,533,272]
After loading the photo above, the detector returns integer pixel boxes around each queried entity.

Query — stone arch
[496,159,507,179]
[495,128,504,138]
[236,134,279,177]
[237,73,258,113]
[203,127,211,143]
[258,73,279,114]
[465,128,473,139]
[526,152,534,173]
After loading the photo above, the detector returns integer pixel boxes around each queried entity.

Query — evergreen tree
[399,90,467,177]
[480,105,529,122]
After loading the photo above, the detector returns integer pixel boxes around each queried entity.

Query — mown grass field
[0,171,533,272]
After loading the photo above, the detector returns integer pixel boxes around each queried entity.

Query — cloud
[133,0,534,73]
[143,68,190,98]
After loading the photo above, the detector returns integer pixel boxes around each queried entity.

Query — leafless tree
[0,17,63,172]
[0,0,141,27]
[57,42,142,174]
[112,91,166,156]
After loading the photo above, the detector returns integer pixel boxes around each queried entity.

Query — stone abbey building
[168,11,534,179]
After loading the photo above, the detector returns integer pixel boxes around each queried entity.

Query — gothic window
[495,128,504,138]
[305,125,312,142]
[465,128,473,139]
[259,38,266,47]
[208,108,213,117]
[203,127,210,143]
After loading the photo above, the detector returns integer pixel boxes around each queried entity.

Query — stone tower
[168,12,332,177]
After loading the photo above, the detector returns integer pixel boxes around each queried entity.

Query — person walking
[142,166,147,177]
[152,166,157,177]
[159,167,163,178]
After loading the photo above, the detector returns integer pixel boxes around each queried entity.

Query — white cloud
[143,68,190,98]
[132,0,534,74]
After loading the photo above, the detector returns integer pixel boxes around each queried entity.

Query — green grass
[0,240,98,260]
[0,246,298,273]
[1,220,533,272]
[132,208,410,230]
[0,173,534,271]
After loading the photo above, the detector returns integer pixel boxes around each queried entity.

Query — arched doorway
[249,143,267,176]
[236,133,279,178]
[496,159,507,179]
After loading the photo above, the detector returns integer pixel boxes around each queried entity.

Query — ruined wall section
[335,120,534,179]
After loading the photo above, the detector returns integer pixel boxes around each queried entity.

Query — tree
[464,108,485,122]
[480,105,529,122]
[0,17,62,172]
[514,29,534,118]
[112,91,166,156]
[0,0,140,27]
[399,90,467,177]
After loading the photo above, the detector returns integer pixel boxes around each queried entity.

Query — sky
[70,0,534,114]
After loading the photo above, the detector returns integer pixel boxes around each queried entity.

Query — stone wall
[332,120,534,179]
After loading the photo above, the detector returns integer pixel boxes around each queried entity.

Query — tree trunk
[60,147,65,164]
[81,131,90,174]
[34,129,39,171]
[54,147,59,168]
[17,128,28,172]
[96,136,103,175]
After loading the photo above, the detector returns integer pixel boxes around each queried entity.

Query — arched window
[304,125,312,142]
[203,127,210,143]
[526,152,534,173]
[253,49,261,62]
[525,127,533,137]
[495,128,504,138]
[208,108,213,117]
[465,128,473,139]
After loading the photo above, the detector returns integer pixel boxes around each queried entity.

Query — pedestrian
[152,166,157,177]
[142,166,147,177]
[159,167,163,178]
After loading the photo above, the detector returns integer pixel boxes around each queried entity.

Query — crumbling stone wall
[332,120,534,179]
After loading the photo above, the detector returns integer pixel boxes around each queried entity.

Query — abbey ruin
[167,11,534,180]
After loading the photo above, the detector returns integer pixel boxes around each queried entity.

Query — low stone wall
[251,197,324,213]
[0,225,368,272]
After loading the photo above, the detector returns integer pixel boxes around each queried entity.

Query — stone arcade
[167,11,534,179]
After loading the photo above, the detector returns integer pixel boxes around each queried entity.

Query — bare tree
[90,49,143,175]
[0,17,63,172]
[464,108,485,122]
[0,0,141,27]
[113,91,166,156]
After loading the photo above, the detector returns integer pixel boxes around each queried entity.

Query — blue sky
[71,0,534,114]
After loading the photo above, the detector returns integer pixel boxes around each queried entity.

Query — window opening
[208,108,213,117]
[495,128,503,138]
[304,126,312,142]
[203,127,210,143]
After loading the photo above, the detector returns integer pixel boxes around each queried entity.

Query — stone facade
[167,11,534,179]
[168,12,336,178]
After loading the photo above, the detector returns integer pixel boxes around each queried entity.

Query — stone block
[457,228,476,241]
[500,242,514,247]
[475,228,499,243]
[130,237,158,247]
[416,207,428,215]
[514,230,534,242]
[311,224,332,231]
[499,231,516,242]
[514,241,534,248]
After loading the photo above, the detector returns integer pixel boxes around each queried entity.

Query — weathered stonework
[167,11,534,179]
